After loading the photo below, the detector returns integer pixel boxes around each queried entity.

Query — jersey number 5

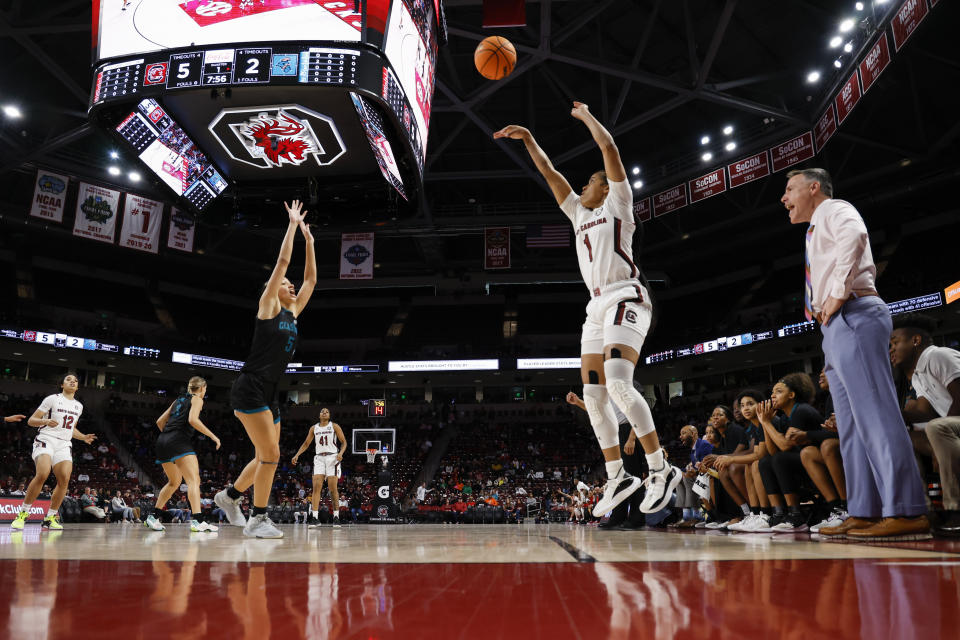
[583,234,593,262]
[284,336,295,353]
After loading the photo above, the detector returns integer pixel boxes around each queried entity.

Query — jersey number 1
[583,234,593,262]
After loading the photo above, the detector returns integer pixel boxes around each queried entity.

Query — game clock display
[368,399,387,418]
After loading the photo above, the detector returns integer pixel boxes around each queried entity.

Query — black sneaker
[771,511,809,532]
[307,514,319,529]
[767,512,787,529]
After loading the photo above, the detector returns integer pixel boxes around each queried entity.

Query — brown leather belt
[847,290,878,301]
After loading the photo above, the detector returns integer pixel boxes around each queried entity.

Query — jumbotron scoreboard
[89,0,446,212]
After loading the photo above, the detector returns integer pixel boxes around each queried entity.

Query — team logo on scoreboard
[209,105,346,170]
[144,63,168,86]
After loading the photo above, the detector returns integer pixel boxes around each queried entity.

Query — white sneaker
[243,514,283,539]
[190,520,219,533]
[705,519,728,530]
[770,512,809,532]
[639,465,682,513]
[592,472,643,517]
[735,512,772,532]
[810,509,848,533]
[214,490,246,527]
[144,514,165,531]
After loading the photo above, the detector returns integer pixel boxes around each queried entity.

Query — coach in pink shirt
[780,168,928,540]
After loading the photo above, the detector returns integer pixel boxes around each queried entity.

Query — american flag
[526,224,570,248]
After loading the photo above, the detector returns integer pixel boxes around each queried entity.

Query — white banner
[516,358,581,370]
[388,359,500,372]
[72,183,121,244]
[340,232,374,280]
[29,170,69,222]
[166,207,196,253]
[119,195,163,253]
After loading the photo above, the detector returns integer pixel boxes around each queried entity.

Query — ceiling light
[110,150,119,159]
[834,59,843,68]
[2,105,22,118]
[631,166,640,175]
[725,142,736,152]
[829,36,843,48]
[843,41,853,53]
[128,171,141,182]
[700,135,710,145]
[108,166,121,176]
[632,180,643,189]
[839,18,855,33]
[722,125,733,136]
[701,152,713,162]
[807,70,821,83]
[855,2,864,10]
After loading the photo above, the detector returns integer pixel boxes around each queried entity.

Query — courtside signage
[516,358,581,370]
[0,499,50,522]
[388,359,499,372]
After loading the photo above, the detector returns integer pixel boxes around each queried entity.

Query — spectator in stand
[10,483,25,496]
[890,314,960,537]
[781,167,928,540]
[111,490,138,523]
[671,425,713,528]
[80,487,105,521]
[755,373,824,532]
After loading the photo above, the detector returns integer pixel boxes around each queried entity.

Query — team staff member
[781,168,928,540]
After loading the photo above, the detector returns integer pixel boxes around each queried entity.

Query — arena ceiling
[1,1,958,352]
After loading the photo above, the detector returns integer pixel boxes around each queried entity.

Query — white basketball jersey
[560,179,639,295]
[35,393,83,442]
[314,422,338,454]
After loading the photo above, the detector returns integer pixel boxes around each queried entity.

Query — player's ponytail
[187,376,207,393]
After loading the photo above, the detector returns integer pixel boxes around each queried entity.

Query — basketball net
[366,448,377,464]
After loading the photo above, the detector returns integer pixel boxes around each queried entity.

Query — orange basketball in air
[474,36,517,80]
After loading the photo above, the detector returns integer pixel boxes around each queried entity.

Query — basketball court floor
[1,523,958,639]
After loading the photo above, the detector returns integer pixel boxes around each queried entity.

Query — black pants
[758,450,807,496]
[608,422,644,525]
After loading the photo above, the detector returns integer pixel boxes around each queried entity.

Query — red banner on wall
[815,105,838,152]
[892,0,929,51]
[652,185,688,217]
[727,151,770,188]
[689,168,727,203]
[0,499,51,522]
[859,34,892,93]
[770,132,815,173]
[834,71,862,125]
[484,227,510,269]
[633,197,651,222]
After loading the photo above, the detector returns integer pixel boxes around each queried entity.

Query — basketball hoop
[366,448,377,464]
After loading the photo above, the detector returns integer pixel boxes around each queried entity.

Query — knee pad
[583,384,619,449]
[604,358,656,437]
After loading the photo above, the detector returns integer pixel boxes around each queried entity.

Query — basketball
[474,36,516,80]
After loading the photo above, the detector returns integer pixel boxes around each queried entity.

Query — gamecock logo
[209,105,346,170]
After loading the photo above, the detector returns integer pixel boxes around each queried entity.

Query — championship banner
[727,151,770,188]
[815,105,838,152]
[633,197,651,222]
[892,0,929,51]
[652,184,688,217]
[340,232,374,280]
[859,34,892,93]
[72,182,121,244]
[834,70,862,125]
[119,195,164,254]
[484,227,510,269]
[167,207,196,253]
[29,170,69,223]
[689,168,727,203]
[770,132,815,173]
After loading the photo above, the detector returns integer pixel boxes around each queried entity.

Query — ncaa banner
[167,207,196,253]
[340,232,374,280]
[119,195,164,254]
[484,227,510,269]
[29,170,69,223]
[72,182,121,244]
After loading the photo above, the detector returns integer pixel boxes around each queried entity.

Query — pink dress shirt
[807,198,877,314]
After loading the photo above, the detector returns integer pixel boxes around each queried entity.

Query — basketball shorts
[314,454,341,478]
[156,431,196,464]
[581,281,652,355]
[230,373,281,423]
[32,434,72,466]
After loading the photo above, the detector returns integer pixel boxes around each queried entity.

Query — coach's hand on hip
[818,295,845,326]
